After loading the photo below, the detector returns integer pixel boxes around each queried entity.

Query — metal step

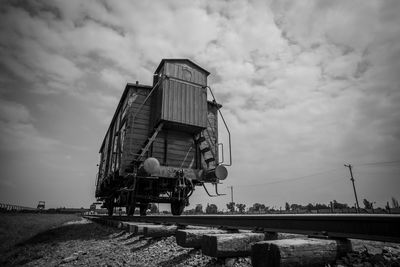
[205,158,215,164]
[196,136,206,143]
[200,147,211,153]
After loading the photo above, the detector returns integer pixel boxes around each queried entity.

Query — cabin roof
[155,58,210,76]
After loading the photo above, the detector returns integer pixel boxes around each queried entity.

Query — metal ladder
[195,129,216,169]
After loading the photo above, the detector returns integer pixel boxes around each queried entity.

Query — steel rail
[88,214,400,243]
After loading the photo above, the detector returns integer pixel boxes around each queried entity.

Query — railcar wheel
[139,203,148,216]
[171,200,185,216]
[126,204,135,216]
[105,198,114,216]
[107,207,113,216]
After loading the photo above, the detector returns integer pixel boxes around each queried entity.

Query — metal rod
[227,185,234,203]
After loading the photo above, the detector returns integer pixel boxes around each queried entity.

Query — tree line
[144,196,399,215]
[181,196,400,215]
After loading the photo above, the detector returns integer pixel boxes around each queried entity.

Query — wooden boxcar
[95,59,231,216]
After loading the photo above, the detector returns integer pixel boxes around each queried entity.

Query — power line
[356,160,400,166]
[228,160,400,188]
[232,168,341,188]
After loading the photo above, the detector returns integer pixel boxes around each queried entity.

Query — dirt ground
[1,217,233,267]
[1,215,399,266]
[0,213,79,253]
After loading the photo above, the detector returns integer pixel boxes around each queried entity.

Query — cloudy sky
[0,0,399,210]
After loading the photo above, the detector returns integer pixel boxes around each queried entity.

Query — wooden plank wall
[161,79,207,128]
[151,130,196,169]
[165,62,207,86]
[120,88,151,175]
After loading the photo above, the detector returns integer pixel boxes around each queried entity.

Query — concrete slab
[202,232,265,258]
[143,225,178,237]
[251,238,352,267]
[176,229,228,248]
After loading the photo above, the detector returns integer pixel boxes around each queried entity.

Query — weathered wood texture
[143,225,178,237]
[251,238,352,267]
[176,229,228,248]
[201,233,265,258]
[152,60,209,131]
[120,88,151,175]
[164,61,208,86]
[151,130,196,168]
[133,224,154,235]
[97,85,152,187]
[159,79,207,129]
[124,222,151,234]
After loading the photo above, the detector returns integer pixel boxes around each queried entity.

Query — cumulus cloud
[0,99,59,152]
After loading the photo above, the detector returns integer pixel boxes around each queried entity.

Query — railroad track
[85,214,400,266]
[86,214,400,243]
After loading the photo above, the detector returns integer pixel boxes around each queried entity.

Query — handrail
[205,86,232,166]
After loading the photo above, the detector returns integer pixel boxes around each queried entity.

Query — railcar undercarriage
[99,169,201,216]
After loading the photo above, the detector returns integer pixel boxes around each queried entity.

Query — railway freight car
[95,59,231,216]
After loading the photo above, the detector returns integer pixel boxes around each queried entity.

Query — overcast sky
[0,0,399,210]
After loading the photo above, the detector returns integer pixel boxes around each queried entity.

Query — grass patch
[0,213,79,253]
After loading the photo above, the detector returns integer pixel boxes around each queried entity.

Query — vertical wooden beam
[164,130,168,165]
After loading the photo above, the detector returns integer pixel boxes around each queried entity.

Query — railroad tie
[251,238,352,267]
[121,222,149,233]
[176,229,228,248]
[201,232,266,258]
[143,225,178,238]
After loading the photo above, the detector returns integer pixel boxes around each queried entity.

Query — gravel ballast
[1,218,399,266]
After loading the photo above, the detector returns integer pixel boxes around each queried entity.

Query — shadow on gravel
[124,237,144,246]
[158,249,196,267]
[130,237,162,253]
[120,233,136,241]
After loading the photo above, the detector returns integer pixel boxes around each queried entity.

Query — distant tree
[249,203,266,213]
[248,204,255,213]
[385,201,391,211]
[306,203,314,211]
[392,197,399,208]
[206,204,218,214]
[315,203,329,210]
[183,209,196,215]
[333,200,349,209]
[363,199,373,209]
[194,204,203,214]
[227,202,235,213]
[290,203,303,211]
[149,203,158,213]
[285,202,290,211]
[236,203,246,213]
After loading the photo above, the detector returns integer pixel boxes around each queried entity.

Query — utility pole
[227,186,234,203]
[344,164,360,213]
